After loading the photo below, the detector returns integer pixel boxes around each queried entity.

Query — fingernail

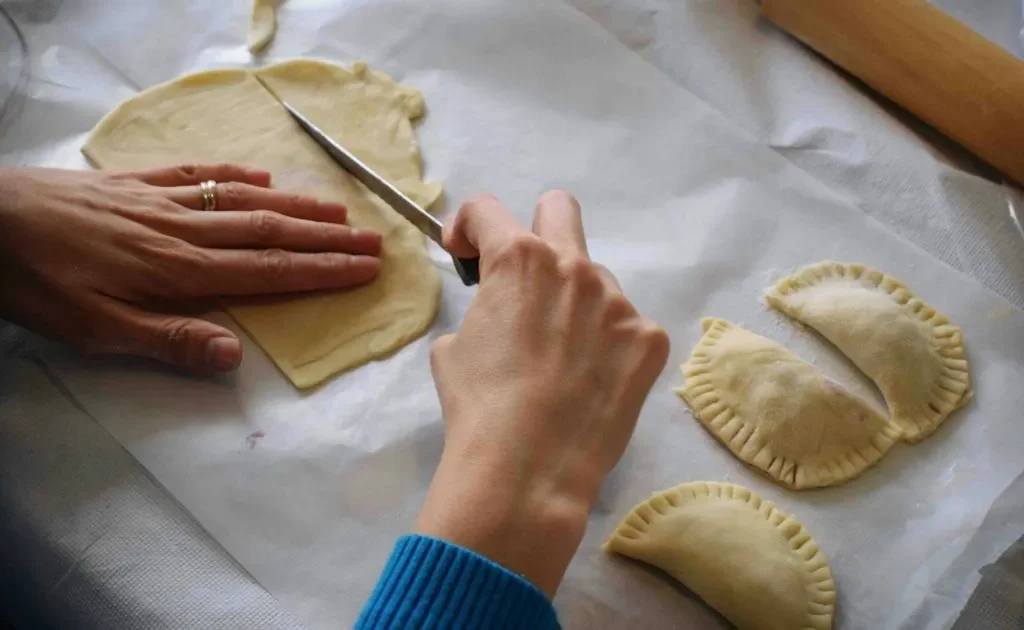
[357,229,382,245]
[322,202,348,221]
[350,256,382,278]
[246,168,270,185]
[205,337,242,371]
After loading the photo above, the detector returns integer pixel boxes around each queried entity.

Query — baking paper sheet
[8,0,1024,628]
[568,0,1024,312]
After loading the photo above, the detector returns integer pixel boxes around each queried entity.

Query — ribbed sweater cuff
[356,534,560,629]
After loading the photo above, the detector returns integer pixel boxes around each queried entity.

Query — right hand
[415,191,670,597]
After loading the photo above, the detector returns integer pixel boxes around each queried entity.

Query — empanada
[766,261,971,442]
[677,318,900,489]
[605,481,835,630]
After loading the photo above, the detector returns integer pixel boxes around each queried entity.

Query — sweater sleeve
[356,534,561,630]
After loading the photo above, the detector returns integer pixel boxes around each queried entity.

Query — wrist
[414,443,590,598]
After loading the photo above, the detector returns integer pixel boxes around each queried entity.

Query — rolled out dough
[84,60,443,388]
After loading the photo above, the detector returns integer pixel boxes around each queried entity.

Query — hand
[0,164,382,372]
[416,191,670,597]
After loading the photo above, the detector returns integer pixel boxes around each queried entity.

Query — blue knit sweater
[356,535,561,629]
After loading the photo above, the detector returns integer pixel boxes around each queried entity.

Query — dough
[766,261,971,442]
[84,60,443,389]
[249,0,277,53]
[678,318,900,489]
[605,481,836,630]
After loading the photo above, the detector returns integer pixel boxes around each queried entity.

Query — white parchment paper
[12,0,1024,628]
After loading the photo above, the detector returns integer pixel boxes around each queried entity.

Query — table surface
[1,1,1022,628]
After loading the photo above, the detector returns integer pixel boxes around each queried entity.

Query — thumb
[429,333,457,411]
[100,301,242,372]
[429,333,456,377]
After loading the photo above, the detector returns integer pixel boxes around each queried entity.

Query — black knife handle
[452,256,480,286]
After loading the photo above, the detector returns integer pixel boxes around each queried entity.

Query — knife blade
[256,77,480,286]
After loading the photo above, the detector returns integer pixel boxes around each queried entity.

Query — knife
[257,78,480,286]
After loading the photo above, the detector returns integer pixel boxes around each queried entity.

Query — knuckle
[289,193,317,210]
[249,210,282,241]
[430,335,454,361]
[154,319,194,359]
[606,294,638,319]
[322,221,342,243]
[638,320,671,357]
[257,248,292,282]
[218,181,245,206]
[459,193,499,214]
[327,253,354,274]
[175,164,199,180]
[494,234,551,267]
[561,257,602,292]
[598,295,638,325]
[594,264,622,292]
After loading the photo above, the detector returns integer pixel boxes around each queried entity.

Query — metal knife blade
[255,76,479,285]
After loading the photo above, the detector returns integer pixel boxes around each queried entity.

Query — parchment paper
[16,0,1024,628]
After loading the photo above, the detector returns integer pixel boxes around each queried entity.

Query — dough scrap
[766,261,971,442]
[677,318,900,489]
[84,60,442,389]
[249,0,278,53]
[605,481,836,630]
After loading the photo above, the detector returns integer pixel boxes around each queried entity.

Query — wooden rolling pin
[759,0,1024,187]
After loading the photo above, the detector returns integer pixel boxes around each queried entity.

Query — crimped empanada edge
[677,318,899,489]
[766,260,971,442]
[604,481,836,630]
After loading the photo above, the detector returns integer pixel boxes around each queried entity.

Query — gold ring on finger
[199,179,218,212]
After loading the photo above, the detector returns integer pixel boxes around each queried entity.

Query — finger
[443,193,528,259]
[531,190,589,259]
[115,163,272,188]
[429,334,457,409]
[98,300,243,372]
[165,181,348,223]
[171,210,381,254]
[202,249,381,296]
[594,263,623,293]
[429,334,456,379]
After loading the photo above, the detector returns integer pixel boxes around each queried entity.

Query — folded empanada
[678,318,900,489]
[605,482,835,630]
[766,261,971,442]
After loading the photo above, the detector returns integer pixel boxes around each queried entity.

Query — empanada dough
[249,0,277,53]
[605,482,835,630]
[678,318,900,489]
[84,60,443,388]
[766,261,971,442]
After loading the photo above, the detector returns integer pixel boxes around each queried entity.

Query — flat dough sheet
[84,60,443,388]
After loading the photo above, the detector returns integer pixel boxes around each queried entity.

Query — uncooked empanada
[766,261,971,442]
[678,318,900,489]
[605,481,835,630]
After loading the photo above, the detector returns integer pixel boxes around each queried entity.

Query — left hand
[0,163,382,372]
